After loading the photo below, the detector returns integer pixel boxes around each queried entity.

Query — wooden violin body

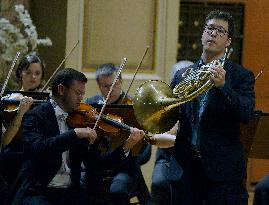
[90,99,146,156]
[1,91,49,121]
[66,103,129,133]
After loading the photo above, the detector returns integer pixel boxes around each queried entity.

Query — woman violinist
[0,54,45,196]
[0,94,32,205]
[1,54,45,146]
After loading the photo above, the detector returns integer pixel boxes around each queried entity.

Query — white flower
[0,4,52,62]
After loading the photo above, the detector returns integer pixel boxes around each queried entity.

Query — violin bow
[121,46,149,104]
[0,52,21,98]
[93,57,128,130]
[40,40,79,92]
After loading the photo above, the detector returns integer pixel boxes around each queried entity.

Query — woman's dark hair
[15,54,45,80]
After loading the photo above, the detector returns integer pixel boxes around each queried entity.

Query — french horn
[133,48,229,133]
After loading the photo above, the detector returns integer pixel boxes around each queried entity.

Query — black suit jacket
[171,60,255,182]
[7,101,128,205]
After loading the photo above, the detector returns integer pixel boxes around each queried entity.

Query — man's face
[61,80,86,112]
[98,74,122,104]
[201,18,231,56]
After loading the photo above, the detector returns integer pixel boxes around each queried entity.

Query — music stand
[245,112,269,159]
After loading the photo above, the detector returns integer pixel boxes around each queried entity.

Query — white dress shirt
[48,99,71,188]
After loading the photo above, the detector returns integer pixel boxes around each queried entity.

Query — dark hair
[96,63,122,84]
[16,54,45,80]
[51,68,87,96]
[204,10,234,39]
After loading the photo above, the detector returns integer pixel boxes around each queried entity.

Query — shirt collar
[199,55,225,69]
[50,99,68,120]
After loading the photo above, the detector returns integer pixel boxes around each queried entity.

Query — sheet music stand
[92,104,147,156]
[240,111,269,159]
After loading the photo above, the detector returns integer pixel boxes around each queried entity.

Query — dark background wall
[30,0,67,81]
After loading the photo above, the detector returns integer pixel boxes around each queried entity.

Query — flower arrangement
[0,4,52,62]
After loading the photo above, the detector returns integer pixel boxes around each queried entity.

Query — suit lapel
[43,101,60,136]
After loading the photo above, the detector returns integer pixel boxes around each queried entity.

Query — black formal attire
[83,93,152,205]
[5,101,130,205]
[0,112,10,205]
[170,59,255,205]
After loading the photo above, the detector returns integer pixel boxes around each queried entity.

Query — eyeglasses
[69,87,85,98]
[99,80,121,90]
[204,24,228,37]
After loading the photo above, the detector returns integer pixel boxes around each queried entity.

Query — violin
[66,103,131,133]
[1,91,49,122]
[1,98,46,112]
[118,94,133,105]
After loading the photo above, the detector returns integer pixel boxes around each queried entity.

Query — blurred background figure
[84,63,152,205]
[151,60,193,205]
[170,60,194,81]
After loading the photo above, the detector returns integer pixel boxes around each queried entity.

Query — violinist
[85,63,132,105]
[6,68,145,205]
[84,63,152,205]
[0,95,32,205]
[1,54,45,145]
[3,54,45,102]
[0,54,45,188]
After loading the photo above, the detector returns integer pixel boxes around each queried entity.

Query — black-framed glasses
[204,24,228,37]
[99,79,121,90]
[69,87,85,98]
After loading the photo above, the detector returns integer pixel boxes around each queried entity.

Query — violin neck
[100,115,130,130]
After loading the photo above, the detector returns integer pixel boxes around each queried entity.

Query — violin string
[93,58,128,130]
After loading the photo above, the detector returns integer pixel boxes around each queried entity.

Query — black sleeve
[22,111,78,156]
[218,69,255,123]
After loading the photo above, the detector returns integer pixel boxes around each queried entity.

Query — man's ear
[57,84,65,96]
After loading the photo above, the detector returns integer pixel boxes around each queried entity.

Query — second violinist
[84,63,152,205]
[1,54,46,145]
[0,54,45,193]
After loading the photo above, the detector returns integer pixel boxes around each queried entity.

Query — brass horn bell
[133,80,180,134]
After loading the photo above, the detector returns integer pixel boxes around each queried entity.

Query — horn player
[149,10,255,205]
